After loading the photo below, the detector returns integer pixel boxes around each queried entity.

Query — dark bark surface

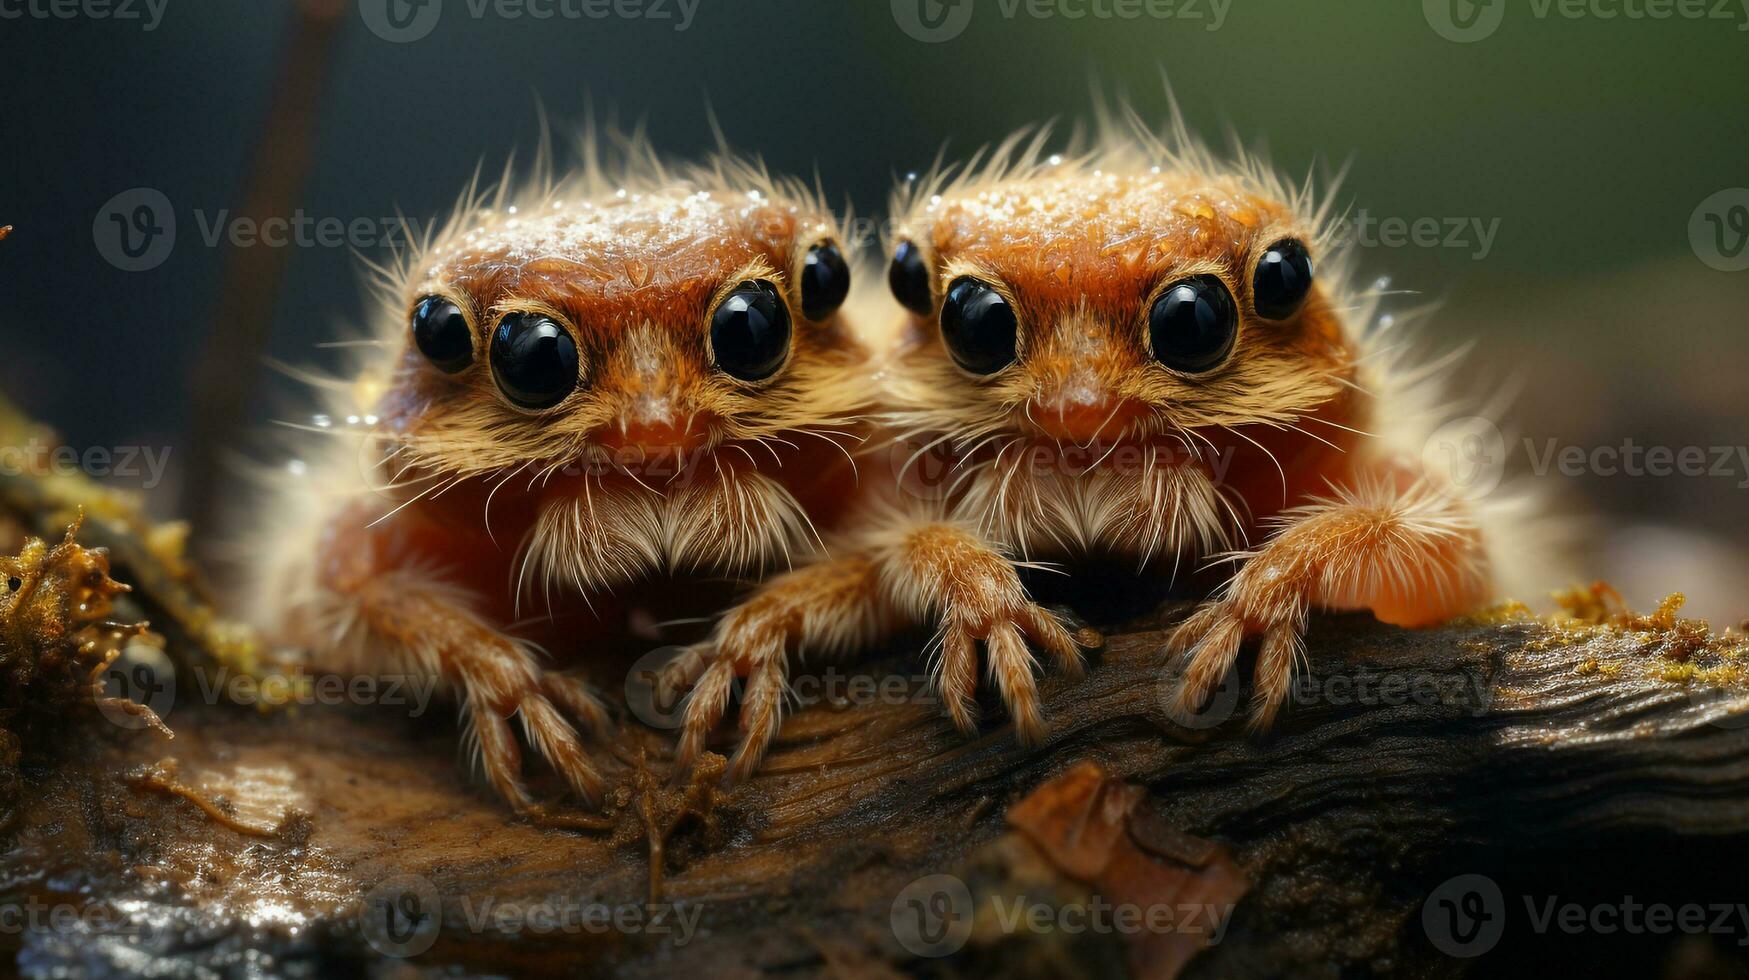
[6,588,1749,980]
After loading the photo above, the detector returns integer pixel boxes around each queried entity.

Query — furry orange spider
[243,137,870,814]
[676,106,1557,776]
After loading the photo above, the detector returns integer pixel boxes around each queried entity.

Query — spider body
[247,141,868,812]
[675,111,1551,775]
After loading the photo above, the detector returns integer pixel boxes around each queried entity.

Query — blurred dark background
[1,0,1745,620]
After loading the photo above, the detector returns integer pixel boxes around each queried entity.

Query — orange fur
[677,103,1559,777]
[240,134,873,812]
[875,106,1546,729]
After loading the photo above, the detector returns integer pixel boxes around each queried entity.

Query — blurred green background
[1,0,1745,618]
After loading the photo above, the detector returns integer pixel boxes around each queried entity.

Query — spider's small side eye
[939,277,1017,376]
[1150,274,1238,375]
[711,280,792,382]
[888,240,933,316]
[490,312,580,410]
[1252,238,1314,320]
[800,241,850,321]
[411,295,473,373]
[6,577,20,592]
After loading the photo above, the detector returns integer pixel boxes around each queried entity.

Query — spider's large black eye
[1252,238,1314,320]
[800,242,850,321]
[490,312,579,409]
[888,240,933,316]
[711,280,791,382]
[1149,275,1238,374]
[411,295,472,373]
[939,277,1017,375]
